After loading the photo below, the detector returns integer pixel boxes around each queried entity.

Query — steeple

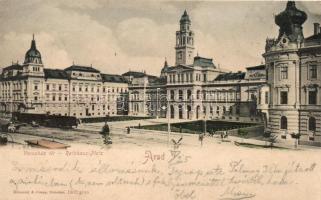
[175,10,195,66]
[164,57,168,67]
[31,34,36,49]
[24,35,43,64]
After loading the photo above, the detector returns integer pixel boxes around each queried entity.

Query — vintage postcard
[0,0,320,199]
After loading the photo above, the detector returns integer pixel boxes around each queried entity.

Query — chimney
[314,23,320,35]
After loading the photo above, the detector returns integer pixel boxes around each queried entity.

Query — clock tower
[175,10,194,66]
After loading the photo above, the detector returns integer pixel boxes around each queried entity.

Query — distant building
[263,1,321,143]
[0,36,128,118]
[123,71,166,118]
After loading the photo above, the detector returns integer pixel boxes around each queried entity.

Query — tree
[238,128,248,142]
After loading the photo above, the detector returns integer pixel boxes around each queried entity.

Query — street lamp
[156,88,160,119]
[161,97,170,146]
[204,108,207,135]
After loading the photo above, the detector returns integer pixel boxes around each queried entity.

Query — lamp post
[156,88,160,119]
[163,97,171,146]
[204,109,207,135]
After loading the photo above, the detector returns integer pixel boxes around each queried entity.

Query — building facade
[263,1,321,142]
[0,36,128,118]
[127,11,267,123]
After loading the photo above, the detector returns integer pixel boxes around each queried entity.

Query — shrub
[238,128,248,137]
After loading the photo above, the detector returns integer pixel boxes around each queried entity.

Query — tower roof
[275,1,307,41]
[24,35,42,64]
[180,10,191,23]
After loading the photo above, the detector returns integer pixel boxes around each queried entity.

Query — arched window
[309,117,316,132]
[196,106,200,119]
[170,90,175,100]
[178,105,183,119]
[170,105,174,119]
[280,116,287,130]
[196,90,200,99]
[203,91,206,100]
[187,90,192,100]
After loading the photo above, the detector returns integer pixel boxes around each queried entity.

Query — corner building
[264,1,321,143]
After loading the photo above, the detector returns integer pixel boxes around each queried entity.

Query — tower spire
[175,11,194,66]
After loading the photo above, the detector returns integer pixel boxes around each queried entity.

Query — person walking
[199,133,204,146]
[127,126,131,134]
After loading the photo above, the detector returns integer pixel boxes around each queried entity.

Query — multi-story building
[0,36,128,118]
[123,70,167,118]
[127,10,267,123]
[263,1,321,142]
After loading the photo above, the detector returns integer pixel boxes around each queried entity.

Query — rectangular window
[280,91,288,104]
[280,66,288,79]
[58,85,62,91]
[309,91,317,105]
[46,84,49,90]
[34,85,38,90]
[265,92,269,104]
[203,74,207,82]
[309,65,317,79]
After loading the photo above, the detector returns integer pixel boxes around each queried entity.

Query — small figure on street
[101,123,112,144]
[199,133,204,146]
[127,126,131,134]
[138,123,141,129]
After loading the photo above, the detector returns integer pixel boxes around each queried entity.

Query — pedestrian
[101,123,110,144]
[138,123,141,129]
[199,133,204,146]
[127,126,131,134]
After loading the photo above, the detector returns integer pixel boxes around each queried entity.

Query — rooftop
[246,65,265,70]
[101,73,127,83]
[214,71,245,81]
[44,69,69,79]
[2,63,23,71]
[193,56,216,68]
[122,71,146,78]
[64,65,100,73]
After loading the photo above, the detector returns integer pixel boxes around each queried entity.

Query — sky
[0,0,320,76]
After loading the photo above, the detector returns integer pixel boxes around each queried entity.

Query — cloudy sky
[0,0,320,75]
